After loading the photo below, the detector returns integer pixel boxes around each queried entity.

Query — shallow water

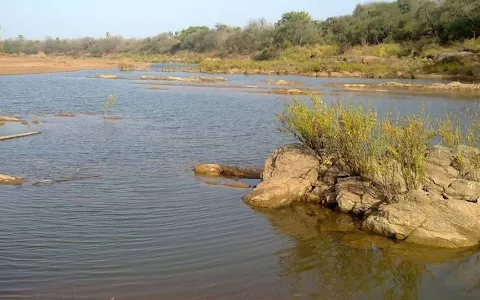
[1,68,480,299]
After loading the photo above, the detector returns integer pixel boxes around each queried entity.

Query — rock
[31,120,39,124]
[426,145,455,168]
[266,80,302,86]
[329,72,345,78]
[363,195,480,248]
[0,174,24,185]
[194,164,222,176]
[0,121,4,126]
[97,74,120,79]
[20,120,29,125]
[306,182,332,204]
[204,179,250,189]
[445,179,480,201]
[140,76,228,82]
[425,163,457,190]
[335,177,384,215]
[436,51,477,64]
[0,116,21,122]
[56,112,75,117]
[266,89,305,95]
[243,144,321,208]
[316,72,329,78]
[194,164,262,179]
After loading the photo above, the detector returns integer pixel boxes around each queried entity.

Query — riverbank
[0,56,126,75]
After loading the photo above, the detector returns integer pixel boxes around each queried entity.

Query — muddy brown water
[1,65,480,299]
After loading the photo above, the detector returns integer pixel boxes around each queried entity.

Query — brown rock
[0,116,21,122]
[56,112,75,117]
[363,190,480,248]
[0,174,24,185]
[445,179,480,201]
[244,144,321,208]
[194,164,261,179]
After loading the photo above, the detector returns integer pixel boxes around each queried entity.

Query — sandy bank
[0,56,121,75]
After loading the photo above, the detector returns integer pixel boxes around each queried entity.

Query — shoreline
[0,56,124,76]
[0,55,478,82]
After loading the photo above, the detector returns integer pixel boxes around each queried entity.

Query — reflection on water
[264,204,480,299]
[1,69,480,299]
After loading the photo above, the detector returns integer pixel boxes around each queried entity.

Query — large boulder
[243,144,321,208]
[363,192,480,248]
[435,51,477,64]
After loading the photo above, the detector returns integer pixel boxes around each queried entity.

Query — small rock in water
[0,116,21,122]
[0,174,24,185]
[56,112,75,117]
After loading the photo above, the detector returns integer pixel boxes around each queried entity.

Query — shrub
[279,93,379,178]
[279,93,437,194]
[381,113,435,190]
[255,47,279,61]
[103,94,116,119]
[118,61,135,71]
[438,113,462,148]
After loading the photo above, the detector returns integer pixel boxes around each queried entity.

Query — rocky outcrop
[194,164,261,179]
[245,144,480,248]
[243,144,321,208]
[0,174,24,185]
[140,76,228,82]
[363,191,480,248]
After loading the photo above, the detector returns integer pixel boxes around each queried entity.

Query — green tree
[274,11,320,47]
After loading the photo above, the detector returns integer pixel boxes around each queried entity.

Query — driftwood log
[0,132,41,141]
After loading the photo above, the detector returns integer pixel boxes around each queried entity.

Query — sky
[0,0,365,39]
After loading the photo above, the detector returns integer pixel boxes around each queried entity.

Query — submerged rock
[194,164,261,179]
[204,179,250,189]
[56,112,75,117]
[266,79,302,86]
[266,88,306,95]
[243,144,321,208]
[140,76,228,82]
[0,174,24,185]
[0,116,21,122]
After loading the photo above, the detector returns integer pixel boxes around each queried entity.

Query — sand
[0,55,121,75]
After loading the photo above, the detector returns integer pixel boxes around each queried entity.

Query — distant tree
[274,11,320,47]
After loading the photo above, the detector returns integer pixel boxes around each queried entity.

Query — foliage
[1,1,478,57]
[118,61,135,71]
[103,94,116,119]
[279,94,440,195]
[382,113,435,190]
[438,114,462,148]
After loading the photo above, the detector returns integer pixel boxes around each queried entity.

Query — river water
[1,66,480,299]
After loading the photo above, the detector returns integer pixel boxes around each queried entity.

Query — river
[1,66,479,299]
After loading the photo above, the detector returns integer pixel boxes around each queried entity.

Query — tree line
[0,0,478,58]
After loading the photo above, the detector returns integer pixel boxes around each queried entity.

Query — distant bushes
[279,93,480,194]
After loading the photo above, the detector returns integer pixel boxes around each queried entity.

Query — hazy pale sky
[0,0,364,39]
